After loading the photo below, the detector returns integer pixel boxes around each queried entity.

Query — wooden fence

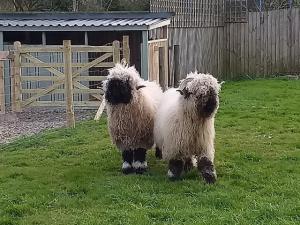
[167,8,300,82]
[224,8,300,79]
[148,39,169,90]
[0,61,4,114]
[6,37,129,126]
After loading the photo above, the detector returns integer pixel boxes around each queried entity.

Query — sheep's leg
[167,159,184,180]
[133,148,148,174]
[197,156,216,184]
[155,147,162,159]
[122,150,134,174]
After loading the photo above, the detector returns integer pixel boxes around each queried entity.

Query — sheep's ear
[176,89,184,95]
[136,85,146,90]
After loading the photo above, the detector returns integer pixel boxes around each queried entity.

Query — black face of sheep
[196,87,218,118]
[177,76,220,118]
[105,78,133,105]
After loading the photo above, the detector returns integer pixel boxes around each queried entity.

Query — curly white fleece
[104,64,162,151]
[154,72,221,161]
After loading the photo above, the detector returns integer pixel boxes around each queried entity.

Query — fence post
[12,41,22,112]
[113,40,120,64]
[173,45,180,87]
[63,40,75,128]
[0,61,5,114]
[122,36,130,64]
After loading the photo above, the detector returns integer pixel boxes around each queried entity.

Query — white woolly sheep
[103,63,163,174]
[154,71,221,183]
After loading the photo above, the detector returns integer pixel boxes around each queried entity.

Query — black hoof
[122,167,134,175]
[135,167,147,174]
[168,159,184,180]
[167,169,182,181]
[133,161,148,175]
[122,162,134,175]
[201,169,217,184]
[197,157,217,184]
[155,147,162,159]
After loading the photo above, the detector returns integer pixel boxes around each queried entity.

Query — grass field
[0,79,299,225]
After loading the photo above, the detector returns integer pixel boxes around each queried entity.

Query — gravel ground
[0,108,96,144]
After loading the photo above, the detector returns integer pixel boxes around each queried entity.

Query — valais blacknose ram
[154,72,221,183]
[103,63,162,174]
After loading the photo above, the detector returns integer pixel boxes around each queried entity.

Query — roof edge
[0,11,175,20]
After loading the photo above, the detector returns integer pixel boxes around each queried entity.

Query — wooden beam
[122,35,130,64]
[20,46,64,53]
[63,40,75,128]
[94,99,106,121]
[0,61,5,114]
[22,88,103,94]
[21,62,114,68]
[42,32,46,45]
[84,32,89,45]
[141,30,149,80]
[12,41,22,112]
[31,101,100,107]
[0,32,3,51]
[113,40,120,64]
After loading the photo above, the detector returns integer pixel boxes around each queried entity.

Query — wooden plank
[122,35,130,64]
[0,61,5,114]
[240,23,245,77]
[94,99,106,121]
[244,14,249,76]
[282,9,289,72]
[141,31,149,80]
[63,40,75,128]
[255,12,261,76]
[31,101,100,107]
[263,11,268,76]
[71,46,113,52]
[275,9,281,73]
[20,45,113,53]
[20,46,64,53]
[22,88,103,94]
[293,8,300,72]
[12,41,22,112]
[113,40,120,64]
[271,10,277,75]
[21,76,62,81]
[21,62,114,68]
[248,12,255,76]
[267,10,272,75]
[74,76,106,81]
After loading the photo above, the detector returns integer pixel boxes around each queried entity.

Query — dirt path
[0,108,95,144]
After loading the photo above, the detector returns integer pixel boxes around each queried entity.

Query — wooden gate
[11,37,129,114]
[148,39,169,89]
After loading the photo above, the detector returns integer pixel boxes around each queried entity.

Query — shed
[0,12,172,78]
[0,12,173,106]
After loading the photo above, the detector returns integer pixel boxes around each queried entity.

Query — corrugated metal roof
[0,18,165,27]
[0,12,174,31]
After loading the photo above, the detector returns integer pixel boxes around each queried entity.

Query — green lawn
[0,79,299,225]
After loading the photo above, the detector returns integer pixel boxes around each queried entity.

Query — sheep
[103,63,163,174]
[154,71,221,184]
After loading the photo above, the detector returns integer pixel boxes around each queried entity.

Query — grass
[0,79,299,225]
